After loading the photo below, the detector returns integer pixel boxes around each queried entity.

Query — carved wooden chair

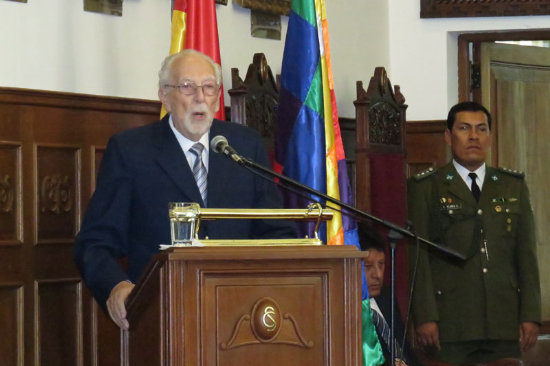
[353,67,410,320]
[227,53,279,154]
[353,67,407,214]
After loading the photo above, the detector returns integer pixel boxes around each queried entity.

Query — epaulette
[413,167,436,181]
[498,167,525,178]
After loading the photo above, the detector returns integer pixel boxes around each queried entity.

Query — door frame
[457,29,550,102]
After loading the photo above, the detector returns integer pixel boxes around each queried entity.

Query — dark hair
[447,101,492,130]
[357,222,386,253]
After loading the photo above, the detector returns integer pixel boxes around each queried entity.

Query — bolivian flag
[166,0,225,120]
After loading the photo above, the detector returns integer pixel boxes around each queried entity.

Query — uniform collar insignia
[490,174,499,182]
[445,173,454,181]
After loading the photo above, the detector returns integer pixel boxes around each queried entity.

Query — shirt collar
[453,160,486,187]
[168,115,210,153]
[369,297,382,315]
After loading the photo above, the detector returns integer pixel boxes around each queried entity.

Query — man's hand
[394,358,408,366]
[520,321,539,352]
[415,321,440,350]
[106,281,135,330]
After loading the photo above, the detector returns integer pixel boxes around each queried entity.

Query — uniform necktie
[468,172,480,202]
[189,143,207,205]
[371,308,407,364]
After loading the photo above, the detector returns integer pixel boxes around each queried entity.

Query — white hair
[158,49,222,89]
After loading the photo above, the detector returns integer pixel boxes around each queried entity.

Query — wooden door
[481,42,550,321]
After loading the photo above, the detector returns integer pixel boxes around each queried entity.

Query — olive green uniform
[407,163,541,360]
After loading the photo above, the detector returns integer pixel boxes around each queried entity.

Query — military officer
[407,101,541,366]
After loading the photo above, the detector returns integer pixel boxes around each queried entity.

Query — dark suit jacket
[74,116,296,306]
[407,163,540,343]
[374,287,421,366]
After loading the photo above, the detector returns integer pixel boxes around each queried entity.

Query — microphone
[210,135,243,164]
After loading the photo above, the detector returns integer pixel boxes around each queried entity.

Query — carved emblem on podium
[220,297,313,350]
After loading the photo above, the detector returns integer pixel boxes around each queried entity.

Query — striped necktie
[189,143,207,205]
[371,308,407,364]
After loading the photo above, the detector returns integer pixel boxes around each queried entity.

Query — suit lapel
[153,117,204,205]
[206,123,232,207]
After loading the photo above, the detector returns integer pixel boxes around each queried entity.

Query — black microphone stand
[232,154,464,259]
[224,149,465,366]
[387,229,403,365]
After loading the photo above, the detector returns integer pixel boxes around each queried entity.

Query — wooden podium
[124,245,366,366]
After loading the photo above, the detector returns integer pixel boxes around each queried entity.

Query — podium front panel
[199,262,331,365]
[126,246,364,366]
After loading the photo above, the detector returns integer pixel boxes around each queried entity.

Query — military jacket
[407,163,541,342]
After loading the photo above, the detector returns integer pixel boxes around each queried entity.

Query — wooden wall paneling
[0,87,161,366]
[404,120,448,178]
[0,284,23,366]
[91,146,106,192]
[0,111,25,366]
[35,279,81,366]
[35,144,80,244]
[0,142,22,244]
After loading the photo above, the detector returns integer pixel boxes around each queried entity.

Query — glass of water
[169,202,200,245]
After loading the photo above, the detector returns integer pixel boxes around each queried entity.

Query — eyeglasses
[163,81,220,96]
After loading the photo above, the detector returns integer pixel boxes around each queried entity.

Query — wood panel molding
[0,284,23,366]
[0,143,22,245]
[0,87,161,113]
[35,144,80,245]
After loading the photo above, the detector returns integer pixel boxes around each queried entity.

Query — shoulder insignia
[497,167,525,178]
[413,167,436,181]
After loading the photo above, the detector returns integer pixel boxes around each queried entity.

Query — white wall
[0,0,385,119]
[0,0,169,100]
[327,0,389,118]
[216,2,288,111]
[388,0,550,120]
[1,0,548,121]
